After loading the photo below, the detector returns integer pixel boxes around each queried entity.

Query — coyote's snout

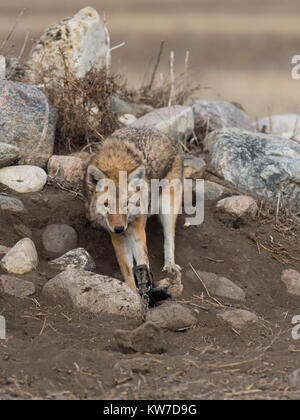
[84,127,183,291]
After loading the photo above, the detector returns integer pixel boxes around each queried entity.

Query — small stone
[216,195,258,219]
[183,154,206,180]
[289,369,300,388]
[130,105,194,142]
[0,143,20,168]
[47,155,85,191]
[185,270,246,301]
[0,238,38,274]
[49,248,96,271]
[281,269,300,296]
[204,181,232,201]
[0,275,35,298]
[0,195,26,214]
[217,309,258,329]
[42,224,78,256]
[145,302,197,331]
[0,165,47,193]
[114,322,166,354]
[42,269,142,318]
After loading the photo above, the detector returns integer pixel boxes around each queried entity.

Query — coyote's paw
[162,263,182,274]
[158,270,183,298]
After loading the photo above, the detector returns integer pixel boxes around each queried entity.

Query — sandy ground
[1,0,300,117]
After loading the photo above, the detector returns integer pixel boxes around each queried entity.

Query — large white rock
[130,105,194,142]
[26,7,110,86]
[42,269,142,318]
[0,238,38,274]
[0,165,47,193]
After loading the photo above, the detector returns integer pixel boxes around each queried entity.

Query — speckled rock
[130,105,194,142]
[0,165,47,193]
[205,128,300,206]
[43,269,142,318]
[26,7,109,86]
[0,143,20,168]
[49,248,96,271]
[191,100,252,143]
[0,80,56,167]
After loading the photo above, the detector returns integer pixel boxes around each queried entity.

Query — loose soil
[0,182,299,400]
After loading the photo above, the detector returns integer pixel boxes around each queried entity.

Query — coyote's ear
[129,166,146,182]
[87,165,106,187]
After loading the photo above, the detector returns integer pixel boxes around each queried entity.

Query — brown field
[1,0,300,117]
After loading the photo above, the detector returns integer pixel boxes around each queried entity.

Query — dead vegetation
[121,42,201,109]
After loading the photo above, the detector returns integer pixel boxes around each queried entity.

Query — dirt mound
[0,183,299,400]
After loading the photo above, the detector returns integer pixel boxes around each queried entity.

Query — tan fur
[84,128,183,290]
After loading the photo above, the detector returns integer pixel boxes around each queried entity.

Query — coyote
[84,127,183,291]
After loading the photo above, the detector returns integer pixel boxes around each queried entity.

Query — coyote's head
[85,165,148,234]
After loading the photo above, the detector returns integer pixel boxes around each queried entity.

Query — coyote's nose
[114,226,125,234]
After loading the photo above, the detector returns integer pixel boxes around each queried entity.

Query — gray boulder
[191,100,252,142]
[0,80,56,168]
[205,128,300,206]
[130,105,194,142]
[0,143,20,168]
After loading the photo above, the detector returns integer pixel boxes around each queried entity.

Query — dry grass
[24,51,121,153]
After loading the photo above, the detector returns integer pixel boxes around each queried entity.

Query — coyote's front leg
[110,233,136,290]
[110,215,149,291]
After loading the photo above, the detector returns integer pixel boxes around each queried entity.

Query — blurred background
[1,0,300,118]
